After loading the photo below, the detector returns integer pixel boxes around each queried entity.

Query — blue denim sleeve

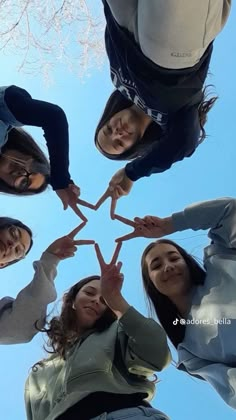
[4,85,72,190]
[125,105,200,181]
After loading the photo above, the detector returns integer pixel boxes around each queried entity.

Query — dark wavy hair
[0,128,50,195]
[0,217,33,268]
[141,239,206,349]
[95,88,217,160]
[39,276,117,359]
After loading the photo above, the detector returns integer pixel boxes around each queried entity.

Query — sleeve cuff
[39,251,61,266]
[172,210,189,232]
[124,165,138,182]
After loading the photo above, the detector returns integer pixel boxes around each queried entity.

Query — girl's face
[0,150,45,192]
[97,108,142,155]
[145,243,192,299]
[73,280,107,330]
[0,225,31,267]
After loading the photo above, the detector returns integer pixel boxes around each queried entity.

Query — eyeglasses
[2,153,32,192]
[13,168,32,192]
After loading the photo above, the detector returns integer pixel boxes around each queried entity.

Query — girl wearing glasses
[0,85,83,218]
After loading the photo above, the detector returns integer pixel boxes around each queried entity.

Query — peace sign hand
[109,168,133,199]
[56,184,95,222]
[114,214,174,242]
[95,242,122,273]
[95,168,133,219]
[94,187,117,219]
[94,242,124,309]
[46,222,95,260]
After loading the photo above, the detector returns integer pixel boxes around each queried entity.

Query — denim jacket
[0,86,23,151]
[172,198,236,409]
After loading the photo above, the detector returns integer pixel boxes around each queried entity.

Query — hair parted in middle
[141,239,206,349]
[94,88,217,161]
[39,275,117,359]
[94,90,163,160]
[0,217,33,268]
[0,127,50,195]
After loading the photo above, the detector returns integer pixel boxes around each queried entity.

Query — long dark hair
[198,86,218,144]
[141,239,206,349]
[0,217,33,268]
[39,276,117,359]
[94,88,217,160]
[0,128,50,195]
[94,90,162,160]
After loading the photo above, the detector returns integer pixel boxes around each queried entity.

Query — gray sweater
[0,252,58,344]
[172,197,236,409]
[25,306,171,420]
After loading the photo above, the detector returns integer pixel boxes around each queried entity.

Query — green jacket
[25,306,171,420]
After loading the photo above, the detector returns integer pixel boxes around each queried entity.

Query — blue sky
[0,3,236,419]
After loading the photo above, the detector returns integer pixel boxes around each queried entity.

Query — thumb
[70,184,80,196]
[60,196,68,210]
[117,261,123,271]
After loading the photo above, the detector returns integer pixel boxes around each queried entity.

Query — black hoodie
[103,0,213,181]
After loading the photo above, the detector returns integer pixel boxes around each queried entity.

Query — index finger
[94,243,106,269]
[67,221,87,239]
[70,202,88,222]
[110,196,117,219]
[74,239,95,246]
[110,242,122,264]
[115,231,139,242]
[77,198,96,210]
[114,214,136,227]
[94,188,111,210]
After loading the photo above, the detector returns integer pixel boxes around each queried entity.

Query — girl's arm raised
[125,106,200,182]
[5,85,71,191]
[94,243,171,373]
[172,197,236,248]
[0,223,94,344]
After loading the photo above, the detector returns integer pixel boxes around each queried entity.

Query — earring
[72,303,76,310]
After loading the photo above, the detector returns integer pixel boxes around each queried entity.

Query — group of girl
[0,1,234,419]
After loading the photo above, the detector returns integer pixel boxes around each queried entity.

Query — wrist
[41,251,60,265]
[163,216,175,235]
[106,295,130,319]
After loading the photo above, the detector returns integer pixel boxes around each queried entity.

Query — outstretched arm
[172,197,236,248]
[0,223,94,344]
[125,105,200,181]
[115,213,173,242]
[115,198,236,250]
[5,85,71,191]
[94,243,171,373]
[0,252,58,345]
[5,85,92,220]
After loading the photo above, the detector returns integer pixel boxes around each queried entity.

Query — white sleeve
[0,252,58,344]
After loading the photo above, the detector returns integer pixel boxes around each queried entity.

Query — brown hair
[40,276,117,359]
[198,87,218,144]
[0,128,50,195]
[141,239,206,348]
